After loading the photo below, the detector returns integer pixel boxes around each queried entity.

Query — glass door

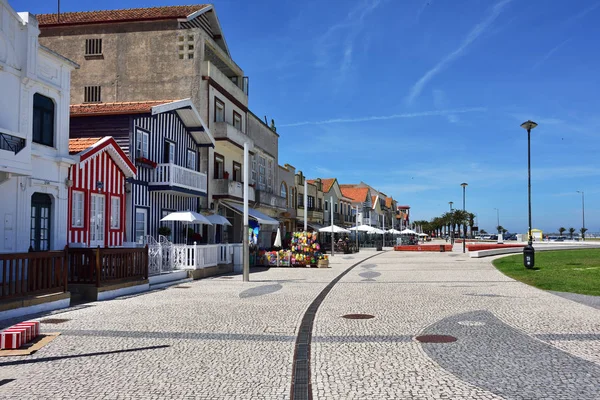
[90,194,105,247]
[30,193,52,251]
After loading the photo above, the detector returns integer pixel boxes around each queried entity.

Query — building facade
[278,163,297,236]
[319,178,354,228]
[69,99,214,244]
[340,185,373,227]
[67,136,137,247]
[295,172,324,230]
[0,3,78,253]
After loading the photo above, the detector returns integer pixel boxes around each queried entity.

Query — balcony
[212,122,253,151]
[255,190,287,210]
[0,128,31,177]
[212,179,255,201]
[298,206,323,221]
[147,163,207,197]
[202,61,248,107]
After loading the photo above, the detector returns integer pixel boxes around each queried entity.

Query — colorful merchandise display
[290,231,328,267]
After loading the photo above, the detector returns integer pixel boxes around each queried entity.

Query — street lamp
[521,120,538,269]
[461,183,468,253]
[494,208,500,232]
[449,201,454,244]
[577,190,585,241]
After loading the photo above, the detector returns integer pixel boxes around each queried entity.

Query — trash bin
[523,244,535,269]
[440,245,445,252]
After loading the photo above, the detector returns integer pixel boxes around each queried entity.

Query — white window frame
[71,191,84,228]
[187,149,196,170]
[110,196,120,229]
[135,208,148,244]
[165,141,175,164]
[251,155,257,184]
[233,111,242,131]
[258,156,266,190]
[215,98,225,122]
[136,130,149,159]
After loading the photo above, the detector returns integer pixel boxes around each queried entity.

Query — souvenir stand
[290,231,328,267]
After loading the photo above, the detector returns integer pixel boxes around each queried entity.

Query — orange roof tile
[70,100,174,116]
[385,197,393,208]
[37,5,210,27]
[371,195,377,204]
[309,178,336,193]
[69,137,102,154]
[340,186,369,202]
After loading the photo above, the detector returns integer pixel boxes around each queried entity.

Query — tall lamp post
[577,190,585,241]
[461,183,468,253]
[494,208,500,232]
[449,201,454,244]
[521,120,538,269]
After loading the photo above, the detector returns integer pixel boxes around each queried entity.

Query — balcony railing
[202,61,248,106]
[213,179,255,201]
[256,190,287,209]
[0,130,26,155]
[212,122,253,149]
[148,163,207,196]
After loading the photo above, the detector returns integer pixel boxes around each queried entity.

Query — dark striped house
[69,100,215,244]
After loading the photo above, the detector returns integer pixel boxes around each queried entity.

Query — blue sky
[14,0,600,233]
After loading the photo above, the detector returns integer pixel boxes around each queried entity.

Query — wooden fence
[0,249,68,300]
[67,246,149,287]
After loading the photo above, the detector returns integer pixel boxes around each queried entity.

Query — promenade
[1,246,599,399]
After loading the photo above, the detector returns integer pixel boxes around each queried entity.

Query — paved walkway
[1,248,599,399]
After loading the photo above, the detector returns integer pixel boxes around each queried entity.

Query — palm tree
[467,213,476,239]
[502,228,508,235]
[480,229,488,234]
[580,227,588,240]
[558,227,566,237]
[452,210,469,239]
[496,225,504,234]
[568,227,575,240]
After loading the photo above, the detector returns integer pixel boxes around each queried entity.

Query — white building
[0,1,78,253]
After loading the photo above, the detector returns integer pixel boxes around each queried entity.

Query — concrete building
[0,1,78,252]
[295,172,324,231]
[278,164,297,236]
[317,178,354,228]
[37,5,281,246]
[339,185,373,227]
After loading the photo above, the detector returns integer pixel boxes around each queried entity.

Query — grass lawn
[492,249,600,296]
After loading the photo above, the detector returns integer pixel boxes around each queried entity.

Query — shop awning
[222,201,280,226]
[296,219,325,231]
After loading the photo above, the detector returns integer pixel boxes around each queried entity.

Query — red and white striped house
[68,137,137,247]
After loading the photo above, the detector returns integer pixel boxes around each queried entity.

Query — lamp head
[520,120,538,131]
[461,182,468,188]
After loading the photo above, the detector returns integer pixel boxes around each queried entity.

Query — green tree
[502,228,508,235]
[467,213,476,238]
[580,227,588,240]
[569,227,575,240]
[496,225,504,234]
[480,229,488,234]
[558,227,566,237]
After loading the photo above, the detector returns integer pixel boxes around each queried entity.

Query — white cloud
[280,107,486,127]
[406,0,513,104]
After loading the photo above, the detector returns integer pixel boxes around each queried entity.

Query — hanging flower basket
[135,157,157,169]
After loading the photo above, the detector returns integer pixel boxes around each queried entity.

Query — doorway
[30,193,52,251]
[90,194,105,247]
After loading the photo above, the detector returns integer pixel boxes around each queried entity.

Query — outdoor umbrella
[274,228,282,247]
[349,225,375,232]
[367,227,386,234]
[400,228,417,235]
[204,213,232,226]
[319,225,351,233]
[160,211,213,244]
[387,228,402,234]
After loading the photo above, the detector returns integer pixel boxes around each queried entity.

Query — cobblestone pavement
[1,246,599,399]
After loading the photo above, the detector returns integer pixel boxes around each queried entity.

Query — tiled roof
[70,100,174,116]
[385,197,393,208]
[69,137,102,154]
[340,186,369,202]
[37,5,210,26]
[308,178,336,193]
[371,195,377,204]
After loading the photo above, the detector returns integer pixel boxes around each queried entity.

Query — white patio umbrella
[349,225,375,232]
[387,228,402,234]
[160,211,213,244]
[273,228,282,247]
[418,232,428,237]
[204,213,232,226]
[400,228,417,235]
[319,225,351,233]
[367,227,385,234]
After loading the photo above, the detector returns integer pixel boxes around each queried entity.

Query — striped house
[68,137,137,247]
[69,99,215,245]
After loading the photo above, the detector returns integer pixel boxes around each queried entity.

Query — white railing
[150,163,207,194]
[172,244,219,270]
[218,244,233,264]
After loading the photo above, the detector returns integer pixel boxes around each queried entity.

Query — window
[110,197,120,229]
[280,182,287,205]
[30,193,52,251]
[258,156,266,190]
[71,191,84,227]
[84,86,101,103]
[267,159,273,192]
[298,193,303,207]
[334,203,338,213]
[251,155,257,184]
[289,188,295,209]
[318,198,322,210]
[178,34,194,59]
[136,130,149,158]
[164,141,175,164]
[233,111,242,131]
[325,200,328,211]
[308,196,315,209]
[85,38,102,56]
[187,149,196,170]
[215,98,225,122]
[214,153,224,179]
[135,208,147,244]
[32,94,54,147]
[233,161,242,182]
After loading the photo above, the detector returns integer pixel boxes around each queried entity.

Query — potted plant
[158,226,171,238]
